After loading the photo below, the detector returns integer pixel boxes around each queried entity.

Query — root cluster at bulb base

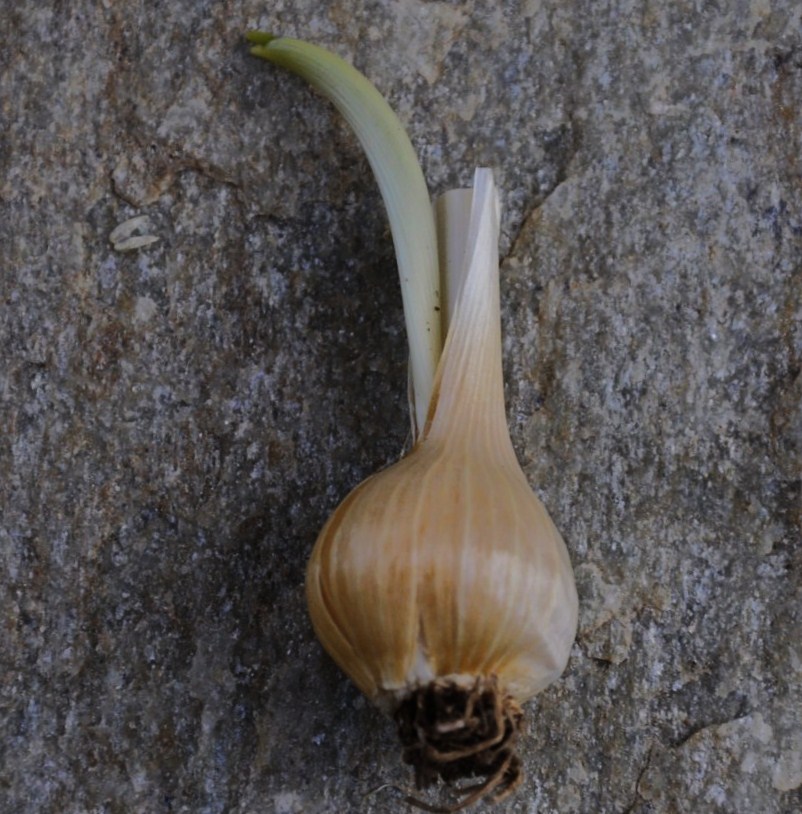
[393,675,524,812]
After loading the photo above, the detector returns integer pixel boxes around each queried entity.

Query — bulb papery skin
[306,436,578,713]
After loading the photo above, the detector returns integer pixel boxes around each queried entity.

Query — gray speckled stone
[1,2,800,813]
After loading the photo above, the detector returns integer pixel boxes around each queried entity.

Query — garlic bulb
[248,33,578,809]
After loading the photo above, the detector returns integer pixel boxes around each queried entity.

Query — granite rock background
[1,1,800,812]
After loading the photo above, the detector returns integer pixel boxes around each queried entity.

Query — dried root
[393,675,523,812]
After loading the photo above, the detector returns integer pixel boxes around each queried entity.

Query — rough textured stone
[1,1,800,812]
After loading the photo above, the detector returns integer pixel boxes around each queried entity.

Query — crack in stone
[622,743,655,814]
[501,119,582,267]
[670,705,752,750]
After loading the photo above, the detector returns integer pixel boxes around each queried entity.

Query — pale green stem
[247,32,441,435]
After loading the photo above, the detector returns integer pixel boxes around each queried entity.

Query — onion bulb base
[393,675,524,812]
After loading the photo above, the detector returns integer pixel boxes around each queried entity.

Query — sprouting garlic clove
[249,33,578,809]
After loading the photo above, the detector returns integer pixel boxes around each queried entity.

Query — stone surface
[1,1,800,812]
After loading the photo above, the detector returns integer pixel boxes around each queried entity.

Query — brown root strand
[393,675,524,812]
